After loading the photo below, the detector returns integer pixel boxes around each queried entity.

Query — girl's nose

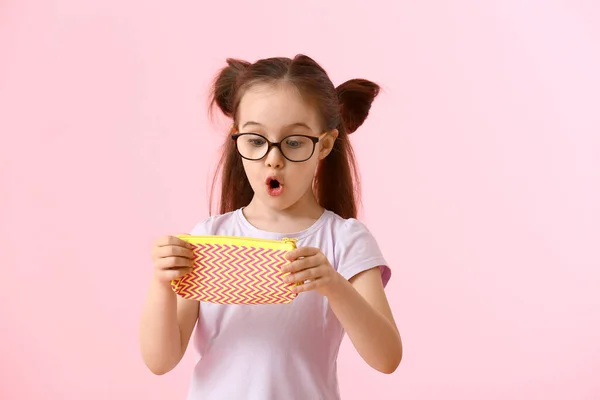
[264,146,284,169]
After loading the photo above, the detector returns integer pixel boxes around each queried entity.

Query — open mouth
[266,177,284,196]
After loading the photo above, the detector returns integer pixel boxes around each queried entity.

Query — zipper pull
[282,237,298,246]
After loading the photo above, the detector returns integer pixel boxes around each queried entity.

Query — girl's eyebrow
[241,121,313,130]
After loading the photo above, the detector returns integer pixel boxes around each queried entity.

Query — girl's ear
[318,129,339,160]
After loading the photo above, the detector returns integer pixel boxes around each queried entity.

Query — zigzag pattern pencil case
[171,235,299,305]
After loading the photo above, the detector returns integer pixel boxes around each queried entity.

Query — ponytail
[313,78,380,219]
[208,58,253,215]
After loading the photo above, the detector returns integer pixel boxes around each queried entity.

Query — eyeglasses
[231,132,327,162]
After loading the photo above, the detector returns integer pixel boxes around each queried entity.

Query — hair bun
[211,58,251,118]
[336,79,380,134]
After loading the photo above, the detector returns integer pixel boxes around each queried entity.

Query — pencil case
[170,235,300,305]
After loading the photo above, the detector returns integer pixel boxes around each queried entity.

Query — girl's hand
[282,247,345,297]
[151,235,195,285]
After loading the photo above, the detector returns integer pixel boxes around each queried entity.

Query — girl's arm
[326,268,402,374]
[139,277,199,375]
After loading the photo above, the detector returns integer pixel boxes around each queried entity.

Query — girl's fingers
[155,256,194,270]
[162,267,193,281]
[155,245,195,260]
[292,278,321,293]
[283,256,316,274]
[284,266,323,284]
[286,247,319,261]
[154,235,194,250]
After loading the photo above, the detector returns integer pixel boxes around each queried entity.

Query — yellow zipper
[179,235,296,243]
[176,235,298,251]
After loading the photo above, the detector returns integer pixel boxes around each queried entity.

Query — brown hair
[208,54,380,219]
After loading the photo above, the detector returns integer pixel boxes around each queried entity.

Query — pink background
[1,1,599,399]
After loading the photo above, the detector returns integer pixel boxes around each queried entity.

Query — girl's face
[236,82,337,213]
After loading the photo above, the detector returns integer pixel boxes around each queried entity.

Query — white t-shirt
[185,208,391,400]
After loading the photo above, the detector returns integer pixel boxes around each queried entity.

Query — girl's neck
[242,191,324,233]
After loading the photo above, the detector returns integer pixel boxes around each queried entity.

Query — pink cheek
[241,165,261,182]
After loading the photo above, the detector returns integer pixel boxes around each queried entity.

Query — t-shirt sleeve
[189,215,216,236]
[335,218,391,288]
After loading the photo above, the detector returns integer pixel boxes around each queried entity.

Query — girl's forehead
[238,83,321,131]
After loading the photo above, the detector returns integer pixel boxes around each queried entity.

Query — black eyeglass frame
[231,132,326,162]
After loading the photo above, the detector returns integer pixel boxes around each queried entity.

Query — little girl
[140,54,402,400]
